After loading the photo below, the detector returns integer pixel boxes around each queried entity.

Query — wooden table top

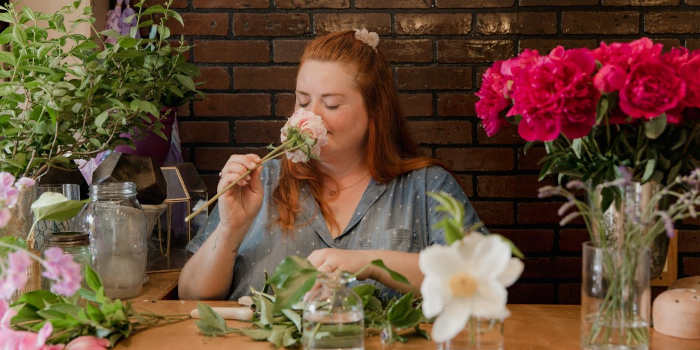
[115,300,700,350]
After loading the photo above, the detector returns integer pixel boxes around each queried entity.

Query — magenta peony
[476,61,510,136]
[619,59,686,120]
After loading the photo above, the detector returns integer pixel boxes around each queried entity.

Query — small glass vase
[581,242,651,350]
[438,317,504,350]
[302,272,365,350]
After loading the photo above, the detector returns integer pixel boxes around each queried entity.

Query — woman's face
[295,60,369,161]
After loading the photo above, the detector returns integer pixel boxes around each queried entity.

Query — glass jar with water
[302,272,364,350]
[83,182,148,299]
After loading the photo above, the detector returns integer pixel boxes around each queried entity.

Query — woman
[178,30,484,300]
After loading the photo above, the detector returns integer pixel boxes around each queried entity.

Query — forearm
[366,250,422,294]
[178,224,246,300]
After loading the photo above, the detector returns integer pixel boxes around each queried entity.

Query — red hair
[273,30,443,233]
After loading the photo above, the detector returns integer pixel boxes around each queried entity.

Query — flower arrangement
[419,193,523,345]
[186,108,328,221]
[476,38,699,190]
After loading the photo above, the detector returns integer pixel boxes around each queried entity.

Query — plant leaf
[370,260,409,284]
[644,114,667,139]
[30,192,88,221]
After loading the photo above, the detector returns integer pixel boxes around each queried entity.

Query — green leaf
[281,309,301,332]
[596,95,609,124]
[0,51,16,65]
[239,328,271,340]
[12,290,62,309]
[194,303,231,337]
[571,138,583,158]
[95,110,109,129]
[175,74,195,91]
[497,234,525,259]
[644,114,667,139]
[370,260,409,284]
[85,264,103,291]
[255,294,274,326]
[642,159,656,183]
[130,99,159,117]
[352,284,376,299]
[30,192,88,221]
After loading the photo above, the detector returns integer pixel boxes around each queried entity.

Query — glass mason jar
[581,242,651,350]
[438,317,504,350]
[41,231,91,290]
[302,272,365,350]
[83,182,148,299]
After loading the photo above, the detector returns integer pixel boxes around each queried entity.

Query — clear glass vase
[83,182,148,299]
[581,242,651,350]
[438,317,504,350]
[302,272,365,350]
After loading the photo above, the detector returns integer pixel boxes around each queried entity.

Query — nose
[309,100,324,118]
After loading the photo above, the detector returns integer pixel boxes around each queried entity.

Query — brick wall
[162,0,700,304]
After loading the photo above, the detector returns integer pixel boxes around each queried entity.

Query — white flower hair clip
[354,28,379,51]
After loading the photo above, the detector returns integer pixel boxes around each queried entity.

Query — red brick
[559,229,590,252]
[193,0,269,8]
[201,174,218,198]
[379,39,433,63]
[507,283,556,304]
[476,12,557,35]
[234,13,310,36]
[687,39,700,50]
[521,0,597,4]
[275,93,296,117]
[438,40,515,63]
[195,67,230,90]
[519,39,598,54]
[233,67,298,90]
[476,123,525,145]
[395,14,472,35]
[273,40,310,63]
[437,0,514,7]
[477,175,542,198]
[454,175,474,197]
[602,0,679,5]
[168,13,229,36]
[235,120,286,144]
[438,93,477,117]
[645,11,700,33]
[194,93,271,117]
[517,202,563,225]
[194,147,268,171]
[314,13,391,34]
[523,257,581,279]
[399,94,433,117]
[471,201,515,225]
[176,102,191,117]
[682,257,700,276]
[407,121,471,144]
[356,0,431,7]
[396,67,472,90]
[179,121,230,143]
[497,229,555,253]
[518,146,547,171]
[435,147,514,171]
[679,230,700,253]
[689,0,700,4]
[145,0,188,8]
[194,40,269,63]
[275,0,349,7]
[562,11,639,34]
[182,146,193,162]
[558,283,581,305]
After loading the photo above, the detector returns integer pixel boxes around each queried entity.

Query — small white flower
[419,233,523,343]
[354,28,379,50]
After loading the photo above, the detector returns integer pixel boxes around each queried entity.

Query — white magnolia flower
[419,233,524,343]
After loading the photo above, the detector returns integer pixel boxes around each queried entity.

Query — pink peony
[41,248,81,297]
[476,61,510,136]
[679,51,700,108]
[619,59,686,120]
[64,336,110,350]
[280,109,328,163]
[517,110,562,142]
[559,75,599,139]
[594,38,662,71]
[594,64,627,93]
[0,250,32,299]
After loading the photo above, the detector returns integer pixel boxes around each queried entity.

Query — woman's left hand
[307,248,374,280]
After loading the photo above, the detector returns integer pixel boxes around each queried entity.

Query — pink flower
[517,110,562,142]
[594,38,662,71]
[594,64,627,93]
[679,51,700,108]
[476,61,510,136]
[0,208,10,229]
[0,250,32,299]
[619,59,686,120]
[14,177,36,190]
[64,336,110,350]
[41,248,81,297]
[280,109,328,163]
[0,321,63,350]
[0,172,19,207]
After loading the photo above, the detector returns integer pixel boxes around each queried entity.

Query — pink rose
[594,64,627,93]
[65,336,110,350]
[619,59,686,119]
[281,108,328,163]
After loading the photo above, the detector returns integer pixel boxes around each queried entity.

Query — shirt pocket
[361,227,414,252]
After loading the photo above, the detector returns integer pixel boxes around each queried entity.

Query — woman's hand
[307,248,375,280]
[217,154,264,236]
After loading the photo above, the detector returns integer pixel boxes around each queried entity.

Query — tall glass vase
[581,242,651,350]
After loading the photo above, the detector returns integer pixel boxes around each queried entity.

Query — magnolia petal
[419,244,461,278]
[469,236,511,279]
[454,232,486,261]
[431,299,472,343]
[471,279,508,319]
[421,275,449,318]
[497,258,524,287]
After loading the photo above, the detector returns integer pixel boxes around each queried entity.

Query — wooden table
[115,300,700,350]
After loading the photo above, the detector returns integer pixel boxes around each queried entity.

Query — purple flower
[659,212,675,238]
[557,200,577,216]
[41,247,81,297]
[0,251,31,299]
[565,180,586,191]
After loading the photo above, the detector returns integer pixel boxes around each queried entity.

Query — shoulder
[396,165,456,189]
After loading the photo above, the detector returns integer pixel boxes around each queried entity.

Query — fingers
[218,154,261,191]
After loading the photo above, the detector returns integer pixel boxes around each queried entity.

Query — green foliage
[0,0,201,179]
[30,192,88,222]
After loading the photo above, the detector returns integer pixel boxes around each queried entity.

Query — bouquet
[476,38,699,189]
